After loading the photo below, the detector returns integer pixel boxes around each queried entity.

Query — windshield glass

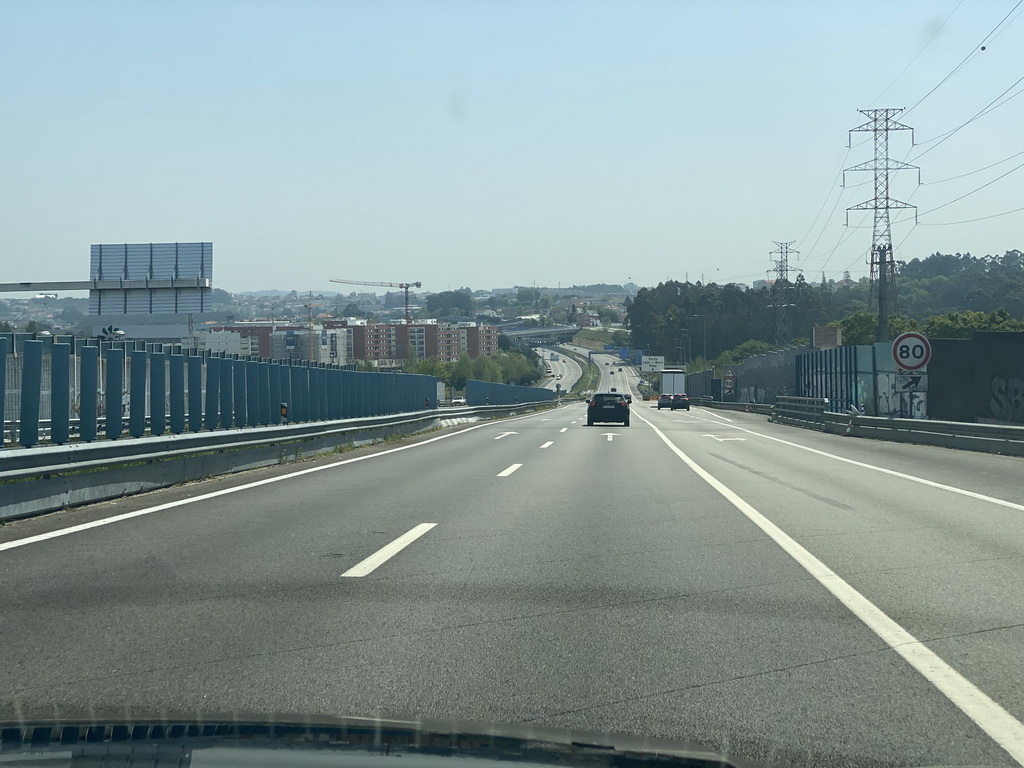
[3,3,1024,768]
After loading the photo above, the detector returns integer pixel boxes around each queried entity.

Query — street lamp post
[676,330,691,367]
[692,315,707,362]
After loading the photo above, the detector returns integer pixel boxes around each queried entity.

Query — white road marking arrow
[601,433,618,442]
[494,432,519,440]
[702,434,746,442]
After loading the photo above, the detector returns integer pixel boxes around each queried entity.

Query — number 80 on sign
[891,332,931,371]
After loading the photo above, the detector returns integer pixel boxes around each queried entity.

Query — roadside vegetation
[627,250,1024,374]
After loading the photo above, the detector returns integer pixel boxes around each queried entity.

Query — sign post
[891,332,931,371]
[890,332,931,419]
[723,367,736,401]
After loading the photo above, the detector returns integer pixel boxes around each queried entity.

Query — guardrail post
[151,350,166,436]
[79,346,98,442]
[204,356,220,431]
[170,353,186,434]
[105,347,124,440]
[50,343,71,445]
[245,359,259,427]
[233,357,247,427]
[129,349,148,438]
[18,340,43,447]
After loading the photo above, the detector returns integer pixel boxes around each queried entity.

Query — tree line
[404,346,543,391]
[625,249,1024,369]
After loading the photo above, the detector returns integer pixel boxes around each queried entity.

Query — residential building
[323,319,500,364]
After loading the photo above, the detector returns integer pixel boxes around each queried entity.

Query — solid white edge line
[634,410,1024,765]
[340,523,437,578]
[0,408,560,554]
[497,463,523,477]
[716,417,1024,514]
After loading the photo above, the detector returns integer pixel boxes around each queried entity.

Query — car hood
[0,714,773,768]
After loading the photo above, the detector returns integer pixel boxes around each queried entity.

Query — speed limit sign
[892,332,931,371]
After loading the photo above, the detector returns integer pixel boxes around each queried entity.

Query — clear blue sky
[2,0,1021,296]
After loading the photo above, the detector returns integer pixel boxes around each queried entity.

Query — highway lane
[2,389,1024,765]
[536,346,582,391]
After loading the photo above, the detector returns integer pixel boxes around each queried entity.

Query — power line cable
[920,157,1024,215]
[792,146,850,248]
[922,147,1024,184]
[910,74,1024,161]
[870,0,966,105]
[904,0,1024,117]
[921,204,1024,225]
[797,184,860,271]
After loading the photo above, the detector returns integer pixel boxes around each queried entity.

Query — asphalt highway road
[536,346,582,391]
[3,357,1024,767]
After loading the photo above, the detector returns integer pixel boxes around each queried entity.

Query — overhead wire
[921,147,1024,184]
[778,1,1023,283]
[792,146,850,249]
[869,0,966,106]
[904,0,1024,118]
[921,205,1024,225]
[910,73,1024,161]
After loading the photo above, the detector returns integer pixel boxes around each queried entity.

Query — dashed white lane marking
[340,523,437,578]
[0,409,553,554]
[497,464,522,477]
[540,441,554,449]
[701,409,733,422]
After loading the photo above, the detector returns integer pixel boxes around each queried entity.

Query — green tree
[610,329,630,347]
[426,290,474,317]
[406,356,451,380]
[450,353,474,390]
[923,308,1024,339]
[830,312,918,344]
[716,339,777,366]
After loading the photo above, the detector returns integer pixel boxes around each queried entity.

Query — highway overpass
[3,353,1024,768]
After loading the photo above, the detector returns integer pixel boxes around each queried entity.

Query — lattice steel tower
[844,109,919,343]
[769,240,797,346]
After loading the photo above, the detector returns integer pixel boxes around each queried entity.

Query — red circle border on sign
[892,332,931,371]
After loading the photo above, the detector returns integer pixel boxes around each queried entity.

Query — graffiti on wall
[877,373,928,419]
[988,376,1024,423]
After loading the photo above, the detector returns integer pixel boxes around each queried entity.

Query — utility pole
[304,293,321,362]
[692,314,707,361]
[768,241,797,346]
[845,109,918,343]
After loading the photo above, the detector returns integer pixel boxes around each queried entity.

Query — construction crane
[303,294,322,362]
[329,278,423,325]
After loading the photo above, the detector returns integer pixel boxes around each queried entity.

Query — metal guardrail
[770,396,830,429]
[0,401,557,521]
[821,412,1024,457]
[664,393,1024,458]
[693,396,773,415]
